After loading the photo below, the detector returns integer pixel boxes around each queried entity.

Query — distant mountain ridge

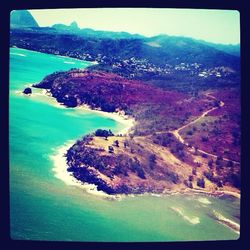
[9,10,239,58]
[10,27,240,71]
[196,39,240,57]
[50,22,240,56]
[9,11,240,73]
[10,10,39,28]
[51,22,144,39]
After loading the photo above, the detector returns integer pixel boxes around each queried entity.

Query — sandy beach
[75,104,136,136]
[29,87,135,136]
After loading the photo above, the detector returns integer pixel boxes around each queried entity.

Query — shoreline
[10,46,96,65]
[161,187,240,200]
[51,139,240,201]
[28,87,134,198]
[75,104,136,136]
[28,87,135,136]
[171,187,241,199]
[50,140,116,198]
[212,210,240,235]
[28,88,240,201]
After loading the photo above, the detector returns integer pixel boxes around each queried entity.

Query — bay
[9,47,240,241]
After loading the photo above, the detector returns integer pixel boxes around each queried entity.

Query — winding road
[169,93,240,165]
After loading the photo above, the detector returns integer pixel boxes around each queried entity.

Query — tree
[192,168,197,175]
[213,100,220,107]
[184,179,193,188]
[197,178,205,188]
[108,146,114,153]
[113,140,119,147]
[208,159,213,168]
[130,157,146,179]
[123,140,129,148]
[203,170,214,181]
[226,160,234,168]
[201,136,209,142]
[148,154,156,169]
[95,129,114,138]
[227,173,240,188]
[202,153,208,158]
[215,156,223,166]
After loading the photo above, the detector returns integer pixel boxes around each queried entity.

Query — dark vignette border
[1,0,248,250]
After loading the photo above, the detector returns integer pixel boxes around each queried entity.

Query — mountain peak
[10,10,39,28]
[70,21,79,29]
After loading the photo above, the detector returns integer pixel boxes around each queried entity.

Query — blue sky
[29,8,240,45]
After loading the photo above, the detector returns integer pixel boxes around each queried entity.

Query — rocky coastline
[33,68,240,197]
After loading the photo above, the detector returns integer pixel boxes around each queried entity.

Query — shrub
[208,159,213,167]
[113,140,119,147]
[203,170,214,181]
[130,157,146,179]
[202,153,208,158]
[226,160,234,168]
[95,129,114,138]
[108,146,114,153]
[197,178,205,188]
[123,140,129,148]
[192,168,197,175]
[184,179,193,188]
[201,136,209,142]
[226,173,240,188]
[215,156,223,166]
[148,154,157,170]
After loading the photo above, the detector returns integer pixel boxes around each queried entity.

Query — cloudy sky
[29,8,240,45]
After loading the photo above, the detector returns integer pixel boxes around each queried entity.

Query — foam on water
[197,197,211,205]
[50,141,110,197]
[63,61,75,64]
[10,52,27,57]
[171,206,200,225]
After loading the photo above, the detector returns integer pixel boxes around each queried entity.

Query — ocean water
[9,48,240,241]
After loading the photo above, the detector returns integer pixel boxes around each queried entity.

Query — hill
[10,27,239,71]
[33,69,240,195]
[10,27,240,93]
[196,39,240,57]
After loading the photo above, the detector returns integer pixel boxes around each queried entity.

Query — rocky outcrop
[23,87,32,95]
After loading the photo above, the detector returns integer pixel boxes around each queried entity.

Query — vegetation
[17,24,240,195]
[95,129,114,138]
[197,178,205,188]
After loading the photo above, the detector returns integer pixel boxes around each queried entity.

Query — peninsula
[33,69,240,196]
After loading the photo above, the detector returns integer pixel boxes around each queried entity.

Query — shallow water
[9,48,240,241]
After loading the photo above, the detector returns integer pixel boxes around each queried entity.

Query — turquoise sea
[9,47,240,241]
